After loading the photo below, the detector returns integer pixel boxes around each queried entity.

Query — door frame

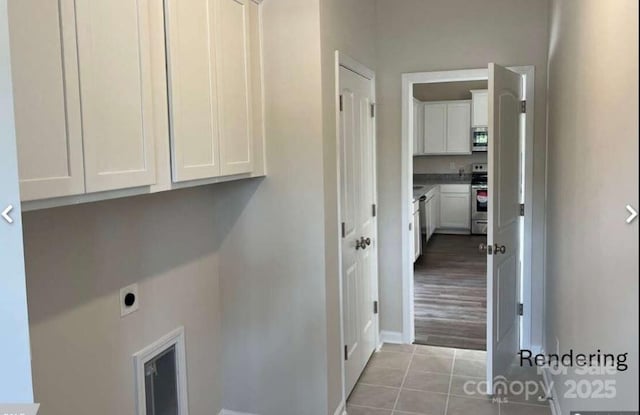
[335,51,379,406]
[0,0,34,402]
[400,66,538,349]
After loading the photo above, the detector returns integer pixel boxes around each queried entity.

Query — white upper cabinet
[423,103,447,154]
[422,100,471,155]
[8,0,84,201]
[217,0,253,176]
[413,99,424,155]
[445,101,471,153]
[166,0,255,181]
[471,89,488,127]
[11,0,265,208]
[75,0,156,192]
[165,0,222,181]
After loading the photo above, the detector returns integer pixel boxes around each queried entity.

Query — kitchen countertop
[412,174,472,201]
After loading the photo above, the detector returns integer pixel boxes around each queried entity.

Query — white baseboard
[219,410,260,415]
[379,330,404,344]
[332,401,346,415]
[541,366,562,415]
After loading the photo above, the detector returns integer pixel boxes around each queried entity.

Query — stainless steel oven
[472,184,488,234]
[471,163,488,234]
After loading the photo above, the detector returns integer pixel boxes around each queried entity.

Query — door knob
[478,243,487,253]
[356,237,371,250]
[493,244,506,254]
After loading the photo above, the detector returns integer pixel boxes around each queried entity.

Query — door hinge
[344,345,348,361]
[520,100,527,113]
[339,95,343,112]
[341,222,346,238]
[518,303,524,316]
[373,300,379,314]
[520,203,525,216]
[372,204,377,217]
[370,103,376,118]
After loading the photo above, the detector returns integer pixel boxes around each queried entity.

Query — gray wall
[375,0,551,347]
[319,0,377,412]
[545,0,639,411]
[215,0,329,414]
[23,188,223,415]
[414,153,488,175]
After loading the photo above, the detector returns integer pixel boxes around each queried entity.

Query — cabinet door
[423,103,446,154]
[471,90,488,127]
[217,0,253,176]
[413,99,423,155]
[439,192,471,229]
[446,102,471,154]
[9,0,84,201]
[413,210,420,261]
[75,0,156,192]
[165,0,221,182]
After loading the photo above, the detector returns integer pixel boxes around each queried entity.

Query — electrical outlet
[120,283,139,317]
[449,162,456,170]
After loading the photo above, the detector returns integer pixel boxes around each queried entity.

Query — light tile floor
[346,344,551,415]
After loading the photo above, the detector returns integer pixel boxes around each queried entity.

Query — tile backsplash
[413,153,487,174]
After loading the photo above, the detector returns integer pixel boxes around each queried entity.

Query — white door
[487,63,523,391]
[339,65,378,396]
[0,4,33,400]
[75,0,156,192]
[8,0,84,201]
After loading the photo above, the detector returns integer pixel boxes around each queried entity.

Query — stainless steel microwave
[472,127,488,152]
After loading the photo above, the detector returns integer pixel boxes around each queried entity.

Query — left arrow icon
[2,204,14,224]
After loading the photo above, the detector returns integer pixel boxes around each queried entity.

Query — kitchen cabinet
[76,0,157,192]
[8,0,85,201]
[10,0,266,206]
[423,103,447,154]
[439,184,471,231]
[9,0,157,196]
[422,100,471,155]
[166,0,258,182]
[426,189,439,239]
[413,199,421,262]
[471,89,488,127]
[413,98,424,155]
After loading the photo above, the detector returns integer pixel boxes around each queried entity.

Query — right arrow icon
[626,205,638,224]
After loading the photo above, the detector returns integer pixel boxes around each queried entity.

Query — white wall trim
[219,410,261,415]
[332,400,347,415]
[133,327,189,415]
[400,66,539,348]
[379,330,404,345]
[541,366,562,415]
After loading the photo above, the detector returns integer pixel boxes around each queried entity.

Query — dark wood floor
[414,234,487,351]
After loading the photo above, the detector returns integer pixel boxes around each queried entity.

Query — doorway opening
[412,80,489,351]
[401,66,536,389]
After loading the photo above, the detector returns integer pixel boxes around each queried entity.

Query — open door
[486,63,523,392]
